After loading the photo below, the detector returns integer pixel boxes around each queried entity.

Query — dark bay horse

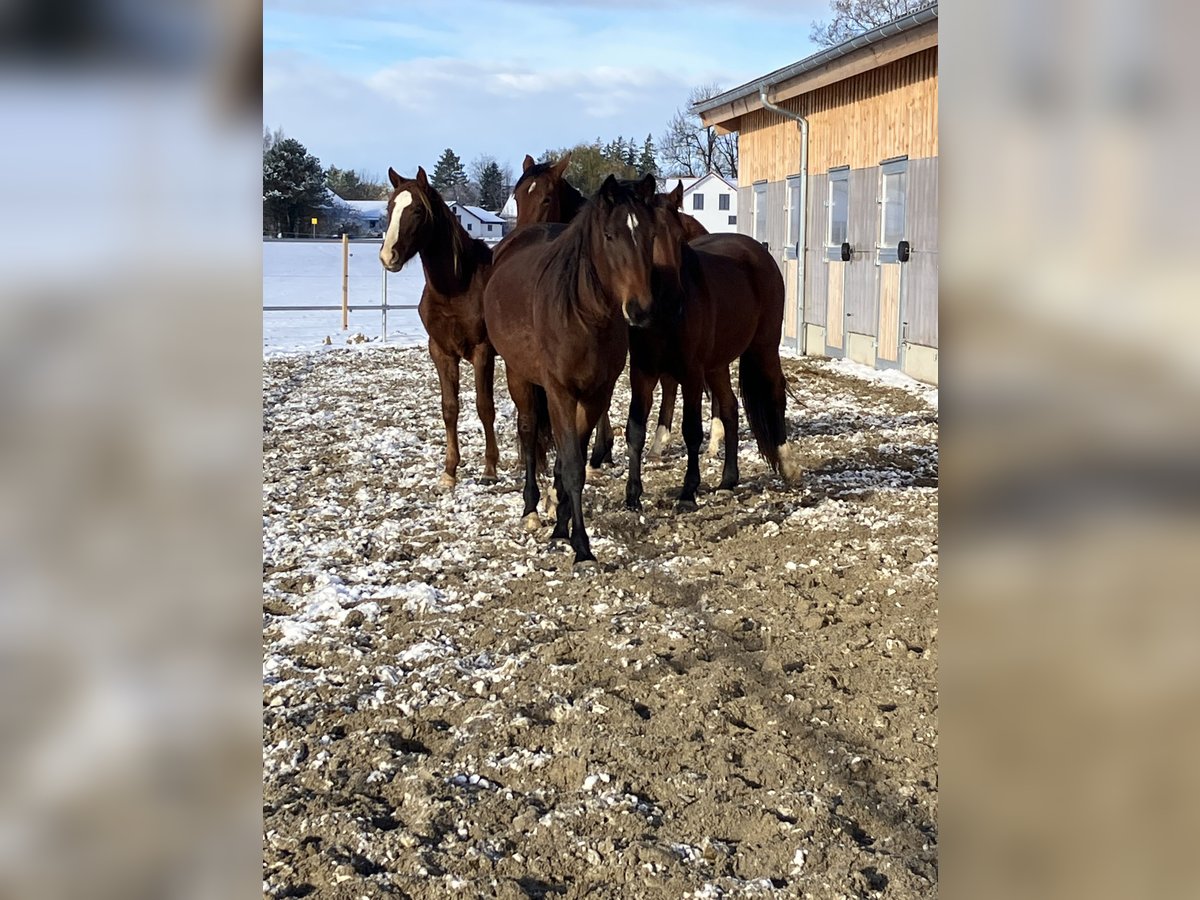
[379,166,498,488]
[512,157,709,464]
[512,152,615,469]
[624,182,803,512]
[485,174,658,564]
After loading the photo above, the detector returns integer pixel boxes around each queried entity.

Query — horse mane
[535,196,616,328]
[413,182,486,289]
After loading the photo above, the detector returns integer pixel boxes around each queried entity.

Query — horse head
[592,173,658,328]
[379,165,437,272]
[514,152,573,226]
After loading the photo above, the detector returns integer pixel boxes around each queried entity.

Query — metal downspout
[758,86,809,354]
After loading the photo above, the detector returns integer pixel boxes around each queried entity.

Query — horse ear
[668,180,684,208]
[523,154,536,172]
[388,167,402,188]
[598,174,619,203]
[552,152,572,178]
[636,172,657,202]
[416,166,429,187]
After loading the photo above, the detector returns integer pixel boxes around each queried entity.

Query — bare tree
[810,0,931,47]
[659,83,738,179]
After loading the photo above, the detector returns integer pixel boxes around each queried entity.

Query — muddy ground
[263,347,938,899]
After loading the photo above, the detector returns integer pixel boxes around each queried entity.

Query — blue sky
[263,0,828,182]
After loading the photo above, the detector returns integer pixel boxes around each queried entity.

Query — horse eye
[604,231,615,241]
[540,197,550,205]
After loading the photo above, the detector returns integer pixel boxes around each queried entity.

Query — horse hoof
[586,465,603,478]
[479,472,498,485]
[550,524,569,541]
[717,479,738,492]
[522,513,542,532]
[675,498,699,513]
[438,472,456,489]
[573,553,598,567]
[778,444,804,485]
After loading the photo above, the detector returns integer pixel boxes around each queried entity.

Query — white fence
[263,238,428,353]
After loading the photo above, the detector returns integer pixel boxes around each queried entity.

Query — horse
[484,174,658,564]
[624,182,803,513]
[379,166,499,489]
[512,156,710,464]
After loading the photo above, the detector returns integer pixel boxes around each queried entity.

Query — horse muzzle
[623,300,654,328]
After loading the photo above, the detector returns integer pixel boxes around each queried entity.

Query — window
[826,167,849,258]
[487,223,493,232]
[692,193,704,210]
[880,157,907,252]
[753,181,768,246]
[719,194,730,211]
[466,222,472,231]
[728,215,737,225]
[784,174,802,259]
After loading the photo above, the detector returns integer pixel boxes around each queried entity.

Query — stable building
[694,3,938,383]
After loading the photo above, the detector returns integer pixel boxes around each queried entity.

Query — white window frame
[825,166,849,261]
[718,193,730,211]
[692,193,704,211]
[752,181,768,246]
[878,156,908,262]
[784,174,802,260]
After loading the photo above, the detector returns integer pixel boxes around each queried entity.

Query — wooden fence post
[341,234,349,330]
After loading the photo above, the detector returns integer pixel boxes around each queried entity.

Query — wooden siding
[738,47,937,185]
[904,156,938,348]
[878,265,902,362]
[826,262,846,348]
[845,167,878,334]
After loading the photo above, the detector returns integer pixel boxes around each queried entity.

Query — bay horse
[624,182,803,512]
[379,166,498,488]
[512,157,710,464]
[484,174,658,564]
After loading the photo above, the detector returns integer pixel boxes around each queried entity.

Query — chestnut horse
[379,166,498,488]
[624,182,802,512]
[484,175,658,564]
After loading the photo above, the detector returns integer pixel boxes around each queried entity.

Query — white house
[449,202,506,245]
[657,172,739,234]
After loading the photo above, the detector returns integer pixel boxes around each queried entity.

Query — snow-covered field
[263,239,428,354]
[262,343,939,898]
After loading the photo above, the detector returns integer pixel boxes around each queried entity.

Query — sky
[263,0,829,183]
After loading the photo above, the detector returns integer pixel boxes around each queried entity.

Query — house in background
[694,3,938,384]
[339,199,389,236]
[449,202,506,245]
[657,172,740,234]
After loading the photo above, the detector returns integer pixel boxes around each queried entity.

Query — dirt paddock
[263,346,938,899]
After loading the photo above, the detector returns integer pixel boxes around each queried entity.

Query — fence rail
[263,234,419,342]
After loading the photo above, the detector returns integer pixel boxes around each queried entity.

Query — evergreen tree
[326,166,388,200]
[476,161,506,211]
[263,136,327,235]
[637,133,659,178]
[431,148,470,202]
[622,138,637,168]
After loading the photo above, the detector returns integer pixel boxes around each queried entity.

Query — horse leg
[708,365,740,490]
[624,365,657,511]
[677,375,705,511]
[472,345,499,482]
[550,452,571,541]
[546,391,593,564]
[647,375,678,459]
[588,409,615,470]
[430,342,461,488]
[506,373,541,530]
[705,382,725,459]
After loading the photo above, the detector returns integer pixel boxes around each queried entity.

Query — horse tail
[738,347,787,471]
[533,385,553,475]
